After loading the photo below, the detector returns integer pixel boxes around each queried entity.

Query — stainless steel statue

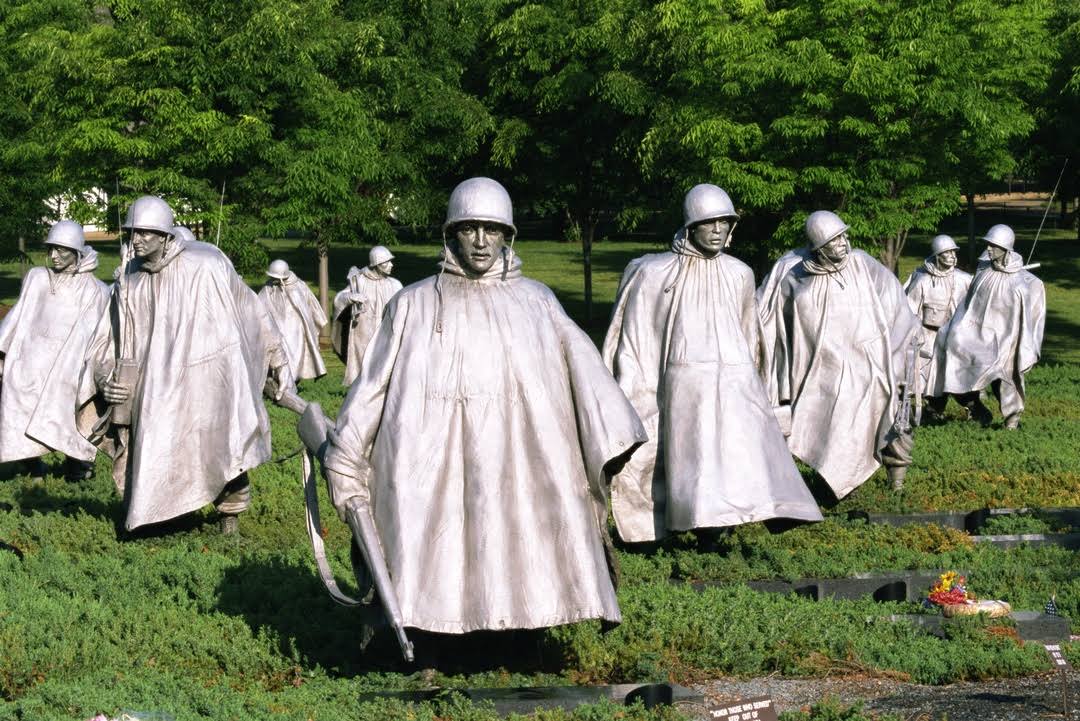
[935,224,1046,429]
[78,197,293,532]
[602,184,822,542]
[0,221,109,480]
[903,234,972,423]
[759,211,921,496]
[259,259,328,382]
[331,246,402,386]
[317,178,646,637]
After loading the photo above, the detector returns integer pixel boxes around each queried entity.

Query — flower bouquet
[927,571,1011,618]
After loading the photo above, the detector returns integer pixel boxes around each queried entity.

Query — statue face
[987,244,1007,262]
[818,232,850,264]
[375,260,393,277]
[689,217,732,257]
[452,221,506,275]
[131,228,169,263]
[47,244,78,272]
[935,249,957,270]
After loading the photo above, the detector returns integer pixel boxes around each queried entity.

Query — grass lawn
[0,228,1076,720]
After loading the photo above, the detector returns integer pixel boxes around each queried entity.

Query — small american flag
[1045,595,1059,616]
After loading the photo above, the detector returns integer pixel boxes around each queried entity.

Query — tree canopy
[0,0,1072,276]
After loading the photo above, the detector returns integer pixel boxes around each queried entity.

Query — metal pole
[1028,159,1069,265]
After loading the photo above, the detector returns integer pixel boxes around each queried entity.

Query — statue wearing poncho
[766,211,921,497]
[79,198,291,531]
[331,246,402,387]
[0,221,109,468]
[602,185,821,543]
[935,224,1045,429]
[259,260,328,381]
[903,235,972,419]
[322,178,646,634]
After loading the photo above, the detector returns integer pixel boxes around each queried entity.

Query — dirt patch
[691,670,1079,720]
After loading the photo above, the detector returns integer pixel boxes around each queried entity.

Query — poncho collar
[670,228,720,260]
[922,258,956,278]
[137,235,189,274]
[49,246,100,276]
[438,246,523,281]
[802,248,851,275]
[990,249,1025,274]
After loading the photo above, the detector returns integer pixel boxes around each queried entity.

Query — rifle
[894,334,922,435]
[267,379,415,662]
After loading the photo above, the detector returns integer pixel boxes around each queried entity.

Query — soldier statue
[312,178,645,642]
[602,184,821,542]
[0,221,109,480]
[78,196,292,533]
[903,234,973,423]
[936,224,1045,429]
[759,211,921,495]
[259,259,327,382]
[331,246,402,386]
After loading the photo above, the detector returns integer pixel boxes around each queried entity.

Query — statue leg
[956,391,992,427]
[991,380,1024,429]
[881,427,914,491]
[21,457,46,481]
[214,473,251,535]
[63,456,94,482]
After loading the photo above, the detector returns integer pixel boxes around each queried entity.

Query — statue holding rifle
[331,246,402,386]
[303,178,645,657]
[78,196,293,533]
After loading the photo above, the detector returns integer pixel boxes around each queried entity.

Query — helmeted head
[123,196,176,262]
[172,226,196,243]
[266,259,290,280]
[45,220,87,272]
[930,234,958,270]
[682,184,739,256]
[443,177,515,276]
[930,234,959,256]
[369,245,394,268]
[982,224,1015,252]
[805,210,850,250]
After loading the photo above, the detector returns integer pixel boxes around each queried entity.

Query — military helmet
[122,196,175,236]
[172,226,196,243]
[266,259,290,279]
[369,245,394,268]
[982,224,1015,251]
[443,177,516,235]
[929,234,959,256]
[805,210,850,250]
[45,220,88,253]
[682,184,739,229]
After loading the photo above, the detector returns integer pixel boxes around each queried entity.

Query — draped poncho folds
[765,249,920,499]
[903,260,972,393]
[935,250,1045,414]
[0,252,109,462]
[258,271,328,381]
[331,266,402,386]
[79,237,288,530]
[602,235,821,543]
[323,249,647,634]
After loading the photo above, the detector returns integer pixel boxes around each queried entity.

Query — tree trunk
[317,236,330,339]
[966,192,977,268]
[17,235,27,278]
[583,219,595,325]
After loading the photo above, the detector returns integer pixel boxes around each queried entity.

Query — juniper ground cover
[0,229,1076,720]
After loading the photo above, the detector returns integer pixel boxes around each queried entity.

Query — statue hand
[270,364,294,402]
[102,379,131,405]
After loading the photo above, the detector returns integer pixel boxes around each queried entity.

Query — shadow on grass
[10,480,123,523]
[216,557,574,678]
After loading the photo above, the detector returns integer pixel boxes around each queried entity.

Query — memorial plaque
[708,695,779,721]
[1045,644,1073,670]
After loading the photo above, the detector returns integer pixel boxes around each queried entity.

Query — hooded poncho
[323,247,647,634]
[766,249,920,498]
[0,250,109,462]
[79,237,288,529]
[331,266,402,386]
[903,259,972,393]
[935,250,1045,417]
[258,271,327,381]
[601,233,822,542]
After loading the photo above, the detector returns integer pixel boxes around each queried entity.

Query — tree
[484,0,656,323]
[637,0,1054,272]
